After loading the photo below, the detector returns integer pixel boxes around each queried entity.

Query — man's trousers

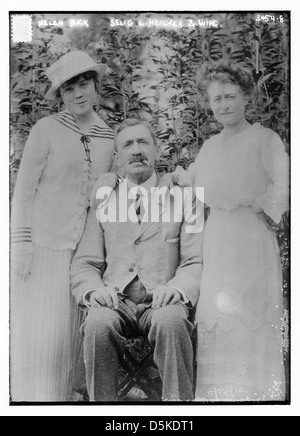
[81,298,194,401]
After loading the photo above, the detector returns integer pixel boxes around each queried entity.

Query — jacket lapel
[106,174,169,241]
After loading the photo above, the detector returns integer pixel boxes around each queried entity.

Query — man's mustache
[129,155,152,167]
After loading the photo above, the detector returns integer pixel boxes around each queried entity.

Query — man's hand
[89,287,119,310]
[152,285,181,309]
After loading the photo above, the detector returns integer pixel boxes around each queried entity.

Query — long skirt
[195,207,287,402]
[10,243,83,402]
[195,322,286,402]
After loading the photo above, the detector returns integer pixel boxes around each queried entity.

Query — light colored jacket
[11,111,114,250]
[71,177,203,308]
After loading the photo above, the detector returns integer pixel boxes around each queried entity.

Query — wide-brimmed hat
[45,51,107,100]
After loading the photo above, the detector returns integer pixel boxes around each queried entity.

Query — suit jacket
[71,175,203,309]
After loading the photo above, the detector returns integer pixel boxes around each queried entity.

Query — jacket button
[129,268,134,272]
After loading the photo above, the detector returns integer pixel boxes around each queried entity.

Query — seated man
[71,118,203,402]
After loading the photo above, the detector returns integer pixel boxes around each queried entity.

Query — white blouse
[190,123,289,223]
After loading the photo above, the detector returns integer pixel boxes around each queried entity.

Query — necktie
[135,193,141,224]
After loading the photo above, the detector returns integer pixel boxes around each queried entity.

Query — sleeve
[11,118,50,243]
[166,188,204,307]
[70,206,107,308]
[82,290,98,308]
[252,129,289,224]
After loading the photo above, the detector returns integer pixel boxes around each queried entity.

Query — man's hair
[114,118,158,150]
[56,70,100,99]
[197,60,254,97]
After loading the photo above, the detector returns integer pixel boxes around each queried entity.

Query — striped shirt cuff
[11,227,32,243]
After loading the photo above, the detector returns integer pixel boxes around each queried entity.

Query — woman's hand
[252,202,280,232]
[158,173,176,189]
[11,241,33,280]
[158,167,194,189]
[90,173,121,208]
[256,211,280,232]
[251,202,264,215]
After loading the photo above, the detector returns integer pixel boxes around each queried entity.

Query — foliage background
[10,11,290,387]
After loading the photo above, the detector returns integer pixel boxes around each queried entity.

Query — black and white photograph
[3,4,297,416]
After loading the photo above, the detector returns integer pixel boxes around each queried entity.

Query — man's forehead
[117,124,154,143]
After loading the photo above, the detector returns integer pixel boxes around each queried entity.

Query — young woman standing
[10,51,115,401]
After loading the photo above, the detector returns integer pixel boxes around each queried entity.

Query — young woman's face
[207,81,248,128]
[60,76,97,119]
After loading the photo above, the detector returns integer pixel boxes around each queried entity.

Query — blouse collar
[50,110,112,138]
[220,122,261,141]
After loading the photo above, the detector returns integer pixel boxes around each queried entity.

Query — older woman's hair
[115,118,158,148]
[197,60,254,97]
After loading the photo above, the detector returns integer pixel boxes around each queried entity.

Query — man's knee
[151,304,192,334]
[83,306,121,338]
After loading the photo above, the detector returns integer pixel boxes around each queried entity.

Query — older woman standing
[192,61,289,401]
[10,51,114,401]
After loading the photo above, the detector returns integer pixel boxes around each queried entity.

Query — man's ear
[114,150,121,164]
[112,150,125,174]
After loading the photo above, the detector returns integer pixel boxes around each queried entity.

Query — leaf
[258,73,274,87]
